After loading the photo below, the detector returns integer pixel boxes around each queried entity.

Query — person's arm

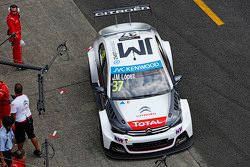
[11,102,17,121]
[7,18,16,35]
[0,89,5,99]
[0,137,7,167]
[7,18,17,42]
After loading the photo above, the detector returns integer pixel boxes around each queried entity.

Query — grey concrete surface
[1,0,97,166]
[73,0,250,167]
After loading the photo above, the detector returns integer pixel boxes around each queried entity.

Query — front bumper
[104,135,193,160]
[99,99,193,159]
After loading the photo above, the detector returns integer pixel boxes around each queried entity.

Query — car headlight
[167,109,182,127]
[111,124,127,134]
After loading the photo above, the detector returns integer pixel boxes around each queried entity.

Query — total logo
[128,117,166,130]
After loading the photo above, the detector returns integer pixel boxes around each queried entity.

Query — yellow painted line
[194,0,224,26]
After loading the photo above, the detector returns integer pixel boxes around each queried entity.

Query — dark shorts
[3,150,12,166]
[15,117,36,143]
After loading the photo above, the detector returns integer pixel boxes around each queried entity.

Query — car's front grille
[127,138,174,151]
[127,125,170,136]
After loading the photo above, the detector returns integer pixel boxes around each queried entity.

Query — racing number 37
[112,80,124,92]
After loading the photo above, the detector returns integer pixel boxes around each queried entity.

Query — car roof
[100,23,163,68]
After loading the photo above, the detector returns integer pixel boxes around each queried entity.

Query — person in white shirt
[11,83,41,157]
[0,116,15,167]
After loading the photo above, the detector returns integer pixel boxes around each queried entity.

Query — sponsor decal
[114,60,120,64]
[94,5,151,17]
[136,106,156,118]
[136,112,156,118]
[124,137,132,144]
[146,128,153,135]
[117,38,153,58]
[139,106,151,113]
[128,117,167,130]
[111,60,162,74]
[120,101,125,105]
[119,32,140,41]
[111,41,120,64]
[112,73,135,81]
[114,136,132,144]
[176,126,182,135]
[114,136,124,143]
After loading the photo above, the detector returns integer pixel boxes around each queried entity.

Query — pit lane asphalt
[0,0,249,166]
[73,0,250,167]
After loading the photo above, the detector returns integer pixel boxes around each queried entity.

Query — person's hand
[10,32,16,38]
[20,39,25,46]
[11,94,16,99]
[12,124,16,132]
[1,161,8,167]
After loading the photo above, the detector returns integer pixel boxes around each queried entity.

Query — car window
[99,44,106,66]
[102,59,108,88]
[98,43,107,87]
[110,60,171,99]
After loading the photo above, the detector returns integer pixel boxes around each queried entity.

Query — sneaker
[33,150,42,157]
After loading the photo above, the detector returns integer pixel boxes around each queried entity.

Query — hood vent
[106,101,116,119]
[174,91,180,110]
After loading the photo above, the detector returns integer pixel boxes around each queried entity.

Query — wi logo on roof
[139,106,151,113]
[117,38,153,58]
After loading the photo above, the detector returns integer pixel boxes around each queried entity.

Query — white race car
[88,5,193,159]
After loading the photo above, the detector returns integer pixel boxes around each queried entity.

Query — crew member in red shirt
[11,149,26,167]
[7,4,23,64]
[0,81,11,127]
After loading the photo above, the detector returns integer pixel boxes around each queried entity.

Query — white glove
[20,39,25,46]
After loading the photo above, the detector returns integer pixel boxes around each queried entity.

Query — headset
[8,4,20,13]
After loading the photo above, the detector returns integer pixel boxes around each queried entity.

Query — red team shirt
[11,157,26,167]
[7,12,22,40]
[0,81,10,120]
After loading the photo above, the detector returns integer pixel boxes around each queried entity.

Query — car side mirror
[95,86,104,94]
[174,75,182,85]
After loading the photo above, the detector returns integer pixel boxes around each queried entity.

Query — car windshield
[110,61,171,99]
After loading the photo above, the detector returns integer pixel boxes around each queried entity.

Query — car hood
[113,93,171,130]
